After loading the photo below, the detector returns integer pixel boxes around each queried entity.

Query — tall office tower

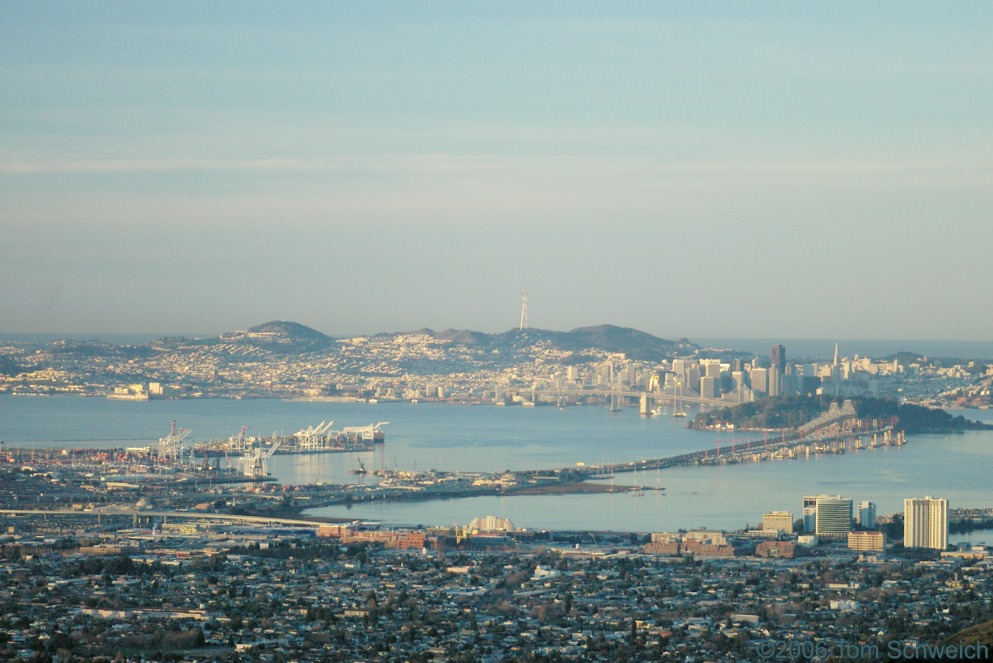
[812,495,852,539]
[750,367,768,396]
[701,359,722,379]
[904,496,948,550]
[685,365,701,391]
[857,501,877,529]
[768,368,781,397]
[802,495,824,533]
[771,344,786,373]
[699,376,717,400]
[672,359,686,383]
[597,361,614,385]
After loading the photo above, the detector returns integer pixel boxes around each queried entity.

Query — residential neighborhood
[2,507,993,662]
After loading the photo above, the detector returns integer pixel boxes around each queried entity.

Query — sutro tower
[519,289,529,330]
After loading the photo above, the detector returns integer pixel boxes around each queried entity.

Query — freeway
[0,508,327,528]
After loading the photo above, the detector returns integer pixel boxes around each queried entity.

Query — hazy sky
[3,2,992,340]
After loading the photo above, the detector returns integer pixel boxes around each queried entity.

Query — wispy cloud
[2,152,988,181]
[0,157,323,175]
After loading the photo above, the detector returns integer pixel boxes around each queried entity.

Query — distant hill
[23,320,686,366]
[550,324,688,360]
[428,328,496,347]
[409,324,687,362]
[137,321,687,363]
[223,321,335,353]
[247,320,331,342]
[882,351,927,365]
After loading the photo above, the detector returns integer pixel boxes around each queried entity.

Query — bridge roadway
[554,425,895,479]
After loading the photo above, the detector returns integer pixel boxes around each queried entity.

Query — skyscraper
[750,367,768,397]
[815,496,853,539]
[701,359,722,379]
[803,495,852,537]
[700,375,717,399]
[802,495,820,533]
[771,344,786,373]
[768,368,781,397]
[904,496,948,550]
[857,501,877,529]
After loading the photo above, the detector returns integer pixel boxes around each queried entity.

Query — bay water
[1,396,991,540]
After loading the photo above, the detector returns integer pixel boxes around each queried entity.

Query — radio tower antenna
[519,289,529,330]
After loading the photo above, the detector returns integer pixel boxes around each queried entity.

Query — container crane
[342,422,389,443]
[241,439,281,478]
[295,420,335,450]
[157,420,192,465]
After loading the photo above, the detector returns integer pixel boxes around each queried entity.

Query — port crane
[157,420,191,465]
[341,422,389,443]
[294,420,335,450]
[240,439,281,478]
[229,425,249,452]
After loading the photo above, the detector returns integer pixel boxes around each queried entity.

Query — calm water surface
[2,396,991,535]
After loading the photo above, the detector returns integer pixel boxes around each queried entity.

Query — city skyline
[3,3,993,340]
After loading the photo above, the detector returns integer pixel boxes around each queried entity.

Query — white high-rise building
[700,375,717,400]
[768,368,781,397]
[750,367,769,396]
[857,501,877,529]
[904,496,948,550]
[701,359,722,379]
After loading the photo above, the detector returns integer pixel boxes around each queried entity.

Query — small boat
[350,459,369,475]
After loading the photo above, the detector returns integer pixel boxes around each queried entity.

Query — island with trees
[691,395,992,434]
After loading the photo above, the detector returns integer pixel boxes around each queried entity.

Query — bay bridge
[512,400,905,482]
